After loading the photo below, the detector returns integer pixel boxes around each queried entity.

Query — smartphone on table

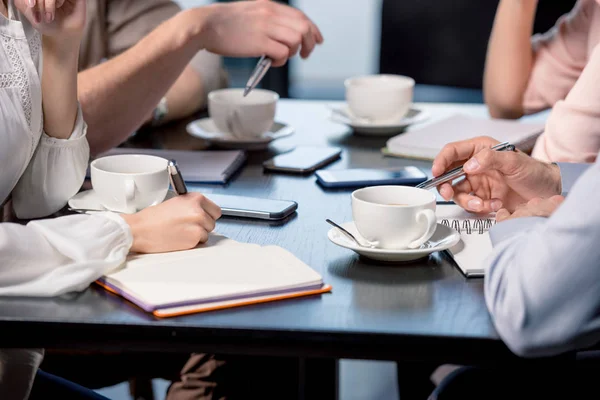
[315,167,428,189]
[200,193,298,221]
[263,146,342,174]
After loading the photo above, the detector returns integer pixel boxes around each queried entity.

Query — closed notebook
[383,114,544,160]
[436,204,495,278]
[95,148,246,184]
[96,234,331,318]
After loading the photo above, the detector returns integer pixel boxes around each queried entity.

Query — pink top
[525,0,600,163]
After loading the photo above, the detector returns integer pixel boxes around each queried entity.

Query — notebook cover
[91,148,247,184]
[96,281,332,318]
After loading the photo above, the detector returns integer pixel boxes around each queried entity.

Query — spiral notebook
[437,204,495,278]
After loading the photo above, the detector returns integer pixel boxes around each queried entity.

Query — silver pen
[243,55,272,97]
[168,159,188,195]
[416,142,516,190]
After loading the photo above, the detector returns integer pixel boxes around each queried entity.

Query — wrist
[176,6,217,53]
[121,213,144,253]
[42,35,80,62]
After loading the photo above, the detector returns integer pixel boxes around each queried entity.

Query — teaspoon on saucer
[325,219,378,248]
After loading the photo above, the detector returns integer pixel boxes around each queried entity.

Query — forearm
[79,8,210,155]
[484,0,538,119]
[42,37,80,139]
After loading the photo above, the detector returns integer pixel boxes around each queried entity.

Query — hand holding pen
[426,136,562,214]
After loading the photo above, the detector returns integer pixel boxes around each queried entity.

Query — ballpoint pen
[168,159,188,195]
[415,141,516,190]
[243,55,272,97]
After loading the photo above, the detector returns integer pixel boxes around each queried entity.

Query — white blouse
[0,3,132,297]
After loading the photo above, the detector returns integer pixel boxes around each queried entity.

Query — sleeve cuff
[489,217,546,246]
[96,212,134,250]
[40,104,88,145]
[557,162,591,195]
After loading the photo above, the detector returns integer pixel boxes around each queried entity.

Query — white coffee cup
[208,88,278,139]
[352,186,437,250]
[344,74,415,122]
[90,154,169,214]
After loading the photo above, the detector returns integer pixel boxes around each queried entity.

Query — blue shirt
[485,161,599,357]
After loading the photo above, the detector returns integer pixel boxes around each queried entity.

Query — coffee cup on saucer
[344,74,415,123]
[351,186,437,249]
[208,88,278,139]
[90,154,170,214]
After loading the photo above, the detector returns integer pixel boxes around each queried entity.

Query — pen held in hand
[416,142,516,191]
[243,55,272,97]
[168,159,188,195]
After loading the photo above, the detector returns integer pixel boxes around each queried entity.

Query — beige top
[80,0,227,95]
[525,0,600,162]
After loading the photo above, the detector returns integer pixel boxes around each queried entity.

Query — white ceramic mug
[344,74,415,122]
[90,154,169,214]
[352,186,437,249]
[208,88,278,139]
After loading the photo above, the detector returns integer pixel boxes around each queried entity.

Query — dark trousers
[30,370,109,400]
[429,362,600,399]
[41,352,302,400]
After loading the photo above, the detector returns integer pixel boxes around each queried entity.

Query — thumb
[463,147,521,176]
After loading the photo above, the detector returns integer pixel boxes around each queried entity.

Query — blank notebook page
[386,114,545,160]
[101,236,324,311]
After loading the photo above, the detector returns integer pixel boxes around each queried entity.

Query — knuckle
[528,197,542,206]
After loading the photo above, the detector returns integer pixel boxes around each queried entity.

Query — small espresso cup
[352,186,437,250]
[90,154,170,214]
[344,74,415,122]
[208,88,278,139]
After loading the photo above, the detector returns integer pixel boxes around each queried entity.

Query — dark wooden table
[0,101,552,398]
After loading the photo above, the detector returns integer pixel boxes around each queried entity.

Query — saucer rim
[68,189,176,214]
[327,221,460,254]
[186,118,294,143]
[330,105,429,128]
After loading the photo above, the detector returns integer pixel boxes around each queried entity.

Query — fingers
[496,208,511,222]
[268,22,302,58]
[437,183,454,201]
[264,39,291,67]
[44,0,55,22]
[198,196,222,221]
[266,2,322,58]
[432,136,500,177]
[464,147,523,176]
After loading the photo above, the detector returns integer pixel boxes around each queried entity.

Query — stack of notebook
[96,234,331,317]
[436,204,495,278]
[383,114,545,160]
[96,148,247,184]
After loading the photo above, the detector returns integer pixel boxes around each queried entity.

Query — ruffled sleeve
[0,212,132,297]
[12,105,89,219]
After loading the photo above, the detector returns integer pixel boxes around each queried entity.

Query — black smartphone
[263,146,342,174]
[203,193,298,220]
[315,167,428,188]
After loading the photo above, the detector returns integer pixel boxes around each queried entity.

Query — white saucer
[68,189,176,214]
[327,221,460,262]
[186,118,294,150]
[329,105,429,136]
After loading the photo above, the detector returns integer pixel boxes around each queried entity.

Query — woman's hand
[121,192,222,254]
[15,0,86,39]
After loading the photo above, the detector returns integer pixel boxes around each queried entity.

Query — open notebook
[437,204,495,278]
[383,114,545,160]
[96,234,331,318]
[95,148,246,184]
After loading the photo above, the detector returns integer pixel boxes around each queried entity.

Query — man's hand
[496,195,565,222]
[432,136,563,213]
[188,0,324,67]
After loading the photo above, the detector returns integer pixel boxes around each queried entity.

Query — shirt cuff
[557,162,591,195]
[40,104,88,145]
[96,211,134,250]
[489,217,546,246]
